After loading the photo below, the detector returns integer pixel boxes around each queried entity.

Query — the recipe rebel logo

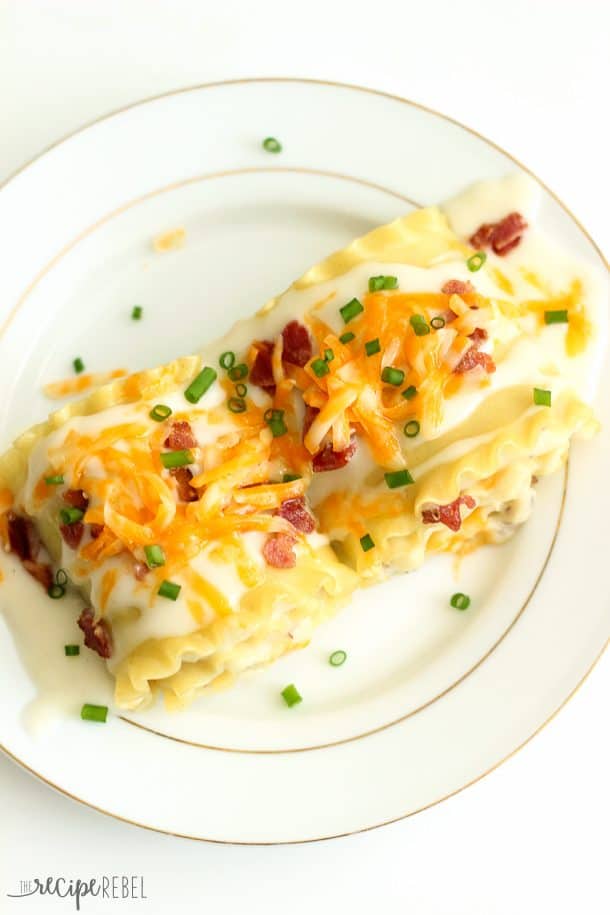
[7,875,147,910]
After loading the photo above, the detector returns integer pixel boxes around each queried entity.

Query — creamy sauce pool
[0,549,113,734]
[1,173,607,731]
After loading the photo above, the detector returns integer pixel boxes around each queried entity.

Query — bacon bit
[263,532,297,569]
[64,489,89,512]
[312,435,357,473]
[422,494,476,532]
[453,347,496,375]
[276,497,315,533]
[25,518,41,558]
[60,522,84,549]
[468,327,489,345]
[77,608,113,659]
[6,513,53,589]
[469,212,528,256]
[250,341,276,391]
[303,406,358,472]
[170,467,198,502]
[164,421,196,450]
[282,321,312,367]
[133,561,148,581]
[89,523,104,539]
[442,279,474,296]
[469,223,495,249]
[531,475,539,485]
[22,560,53,590]
[7,513,39,561]
[490,212,528,255]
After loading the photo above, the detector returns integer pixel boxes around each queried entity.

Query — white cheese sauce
[0,549,114,734]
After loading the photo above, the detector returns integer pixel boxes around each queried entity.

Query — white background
[0,1,607,913]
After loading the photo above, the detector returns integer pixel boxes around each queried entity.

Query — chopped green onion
[340,297,364,324]
[48,567,68,597]
[80,703,108,723]
[60,507,84,525]
[410,315,430,336]
[533,387,552,407]
[262,136,282,153]
[64,644,80,656]
[282,473,301,483]
[149,404,172,422]
[467,252,486,272]
[281,684,302,707]
[55,568,68,587]
[228,363,248,381]
[368,275,398,292]
[430,316,446,330]
[311,357,330,377]
[131,305,143,320]
[160,449,194,469]
[73,357,85,374]
[544,309,569,325]
[265,409,288,437]
[384,469,414,489]
[184,366,217,403]
[158,580,181,601]
[219,351,236,370]
[401,385,418,400]
[324,348,335,362]
[339,331,355,344]
[329,649,347,667]
[365,338,381,356]
[264,408,288,437]
[360,533,375,552]
[235,382,248,397]
[228,396,247,413]
[381,366,405,386]
[45,474,64,486]
[144,544,166,568]
[404,420,420,438]
[450,592,471,611]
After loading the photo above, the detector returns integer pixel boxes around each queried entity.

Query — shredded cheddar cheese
[0,488,13,514]
[99,568,118,612]
[292,288,495,462]
[521,279,592,356]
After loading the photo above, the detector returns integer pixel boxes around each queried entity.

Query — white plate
[0,79,607,843]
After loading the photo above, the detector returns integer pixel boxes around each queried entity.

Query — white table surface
[0,2,607,912]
